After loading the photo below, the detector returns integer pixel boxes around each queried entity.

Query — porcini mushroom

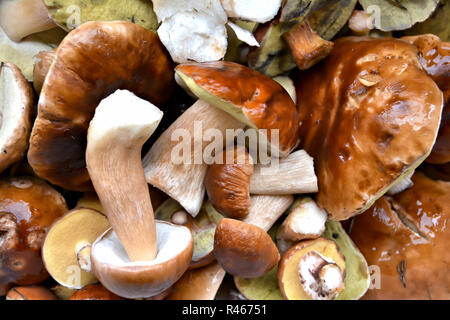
[42,208,110,289]
[295,37,443,220]
[350,172,450,299]
[214,218,280,278]
[27,21,174,191]
[0,62,34,174]
[6,285,57,300]
[32,48,55,94]
[86,90,193,299]
[0,176,67,296]
[69,284,124,300]
[0,0,56,41]
[278,238,346,300]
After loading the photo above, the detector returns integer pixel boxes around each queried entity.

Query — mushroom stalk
[283,20,333,70]
[298,250,345,300]
[249,150,318,195]
[0,0,56,42]
[86,90,163,261]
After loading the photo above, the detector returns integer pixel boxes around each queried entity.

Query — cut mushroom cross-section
[86,90,193,298]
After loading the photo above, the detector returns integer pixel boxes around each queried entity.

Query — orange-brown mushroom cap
[350,172,450,299]
[175,61,301,157]
[295,37,443,220]
[91,221,193,299]
[27,21,174,191]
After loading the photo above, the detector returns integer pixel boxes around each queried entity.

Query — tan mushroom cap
[175,61,301,157]
[0,176,67,295]
[91,221,193,299]
[0,62,34,174]
[295,37,443,220]
[350,172,450,299]
[42,208,110,289]
[27,21,174,191]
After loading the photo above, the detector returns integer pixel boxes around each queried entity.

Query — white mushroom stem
[298,251,345,300]
[143,100,245,217]
[76,244,92,273]
[0,0,56,42]
[276,198,328,242]
[86,90,163,262]
[249,150,318,195]
[387,170,414,195]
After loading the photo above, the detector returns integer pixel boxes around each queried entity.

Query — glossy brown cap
[214,218,280,278]
[350,172,450,299]
[32,49,56,94]
[0,62,34,175]
[6,286,57,300]
[27,21,174,191]
[205,145,253,219]
[295,37,443,220]
[69,284,124,300]
[0,177,67,295]
[402,34,450,165]
[175,61,301,157]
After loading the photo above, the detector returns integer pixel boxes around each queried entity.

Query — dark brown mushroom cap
[295,37,443,220]
[27,21,174,191]
[0,62,34,174]
[69,284,124,300]
[402,34,450,165]
[0,177,67,295]
[175,61,301,157]
[350,172,450,299]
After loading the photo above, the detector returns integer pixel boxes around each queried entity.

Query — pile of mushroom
[0,1,448,301]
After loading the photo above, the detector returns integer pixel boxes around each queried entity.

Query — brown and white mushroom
[295,37,444,220]
[144,61,300,217]
[0,176,67,296]
[42,208,110,289]
[0,0,56,41]
[27,21,174,191]
[0,62,34,174]
[86,90,193,299]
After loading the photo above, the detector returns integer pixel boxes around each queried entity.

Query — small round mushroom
[27,21,174,191]
[69,284,124,300]
[0,176,67,296]
[42,208,110,289]
[6,285,57,300]
[86,89,193,299]
[205,145,254,219]
[214,218,280,278]
[0,62,34,174]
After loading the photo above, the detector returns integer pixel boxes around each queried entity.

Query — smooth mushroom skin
[205,145,254,219]
[214,218,280,278]
[6,285,57,300]
[69,284,124,300]
[295,37,443,220]
[0,62,34,174]
[350,172,450,299]
[32,49,56,94]
[0,176,67,296]
[402,34,449,165]
[175,61,301,157]
[27,21,174,191]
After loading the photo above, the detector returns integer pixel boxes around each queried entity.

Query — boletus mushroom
[0,62,34,174]
[6,285,57,300]
[295,37,444,220]
[69,284,124,300]
[0,176,67,296]
[86,90,193,299]
[27,21,174,191]
[350,172,450,299]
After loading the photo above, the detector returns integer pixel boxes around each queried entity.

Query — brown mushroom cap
[205,145,254,219]
[6,285,57,300]
[175,61,301,157]
[0,62,34,174]
[350,172,450,299]
[0,176,67,295]
[69,284,124,300]
[32,49,56,94]
[402,34,450,165]
[213,218,280,278]
[27,21,174,191]
[295,37,443,220]
[91,221,193,299]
